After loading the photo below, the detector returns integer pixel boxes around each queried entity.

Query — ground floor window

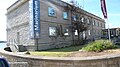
[75,30,78,35]
[88,30,91,35]
[83,31,86,39]
[49,27,57,36]
[64,29,69,36]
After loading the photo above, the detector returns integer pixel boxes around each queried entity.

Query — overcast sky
[0,0,120,41]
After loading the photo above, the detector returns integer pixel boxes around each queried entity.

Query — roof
[103,28,120,30]
[7,0,28,14]
[7,0,19,10]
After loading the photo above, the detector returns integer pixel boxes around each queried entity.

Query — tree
[65,0,89,45]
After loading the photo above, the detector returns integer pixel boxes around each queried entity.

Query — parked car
[0,58,9,67]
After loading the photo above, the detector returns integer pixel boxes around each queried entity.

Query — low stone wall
[1,50,120,67]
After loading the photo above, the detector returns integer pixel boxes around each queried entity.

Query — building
[6,0,105,51]
[102,28,120,38]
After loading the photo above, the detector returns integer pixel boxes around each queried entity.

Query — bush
[82,40,118,52]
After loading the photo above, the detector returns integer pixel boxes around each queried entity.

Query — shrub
[82,40,118,52]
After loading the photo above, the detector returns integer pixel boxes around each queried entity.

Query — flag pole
[105,18,111,41]
[100,0,110,40]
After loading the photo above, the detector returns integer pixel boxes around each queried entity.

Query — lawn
[30,39,120,57]
[30,45,83,57]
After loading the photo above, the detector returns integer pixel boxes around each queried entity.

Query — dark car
[114,36,120,45]
[0,58,9,67]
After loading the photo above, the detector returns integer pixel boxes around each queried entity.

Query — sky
[63,0,120,28]
[0,0,17,41]
[0,0,120,41]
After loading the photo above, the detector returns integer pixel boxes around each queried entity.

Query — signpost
[29,0,40,51]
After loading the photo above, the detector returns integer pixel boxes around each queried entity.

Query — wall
[6,1,35,49]
[1,50,120,67]
[37,0,73,50]
[6,1,36,51]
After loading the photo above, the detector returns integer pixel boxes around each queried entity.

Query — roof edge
[7,0,19,10]
[7,0,28,14]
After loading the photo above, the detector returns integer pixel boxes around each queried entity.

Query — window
[101,23,102,27]
[83,31,86,39]
[103,24,105,28]
[96,30,98,36]
[81,17,84,22]
[96,22,98,26]
[49,27,57,36]
[88,30,91,35]
[75,30,78,35]
[98,22,99,27]
[94,30,96,35]
[64,29,69,36]
[87,18,90,24]
[48,7,56,16]
[72,15,77,21]
[93,20,95,25]
[63,12,68,19]
[99,31,101,35]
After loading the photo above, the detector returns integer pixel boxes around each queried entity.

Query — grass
[30,40,118,57]
[30,45,83,57]
[30,52,72,57]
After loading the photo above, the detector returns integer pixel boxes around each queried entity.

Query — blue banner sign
[29,0,40,39]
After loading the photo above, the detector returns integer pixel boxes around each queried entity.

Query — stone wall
[1,50,120,67]
[6,1,35,47]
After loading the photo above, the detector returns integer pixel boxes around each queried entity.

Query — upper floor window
[72,15,77,21]
[93,20,95,25]
[87,18,90,24]
[96,22,98,26]
[101,23,102,27]
[48,7,56,17]
[81,17,84,23]
[97,22,100,27]
[103,24,105,28]
[63,12,68,20]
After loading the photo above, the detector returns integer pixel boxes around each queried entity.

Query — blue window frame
[48,7,56,16]
[63,12,68,19]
